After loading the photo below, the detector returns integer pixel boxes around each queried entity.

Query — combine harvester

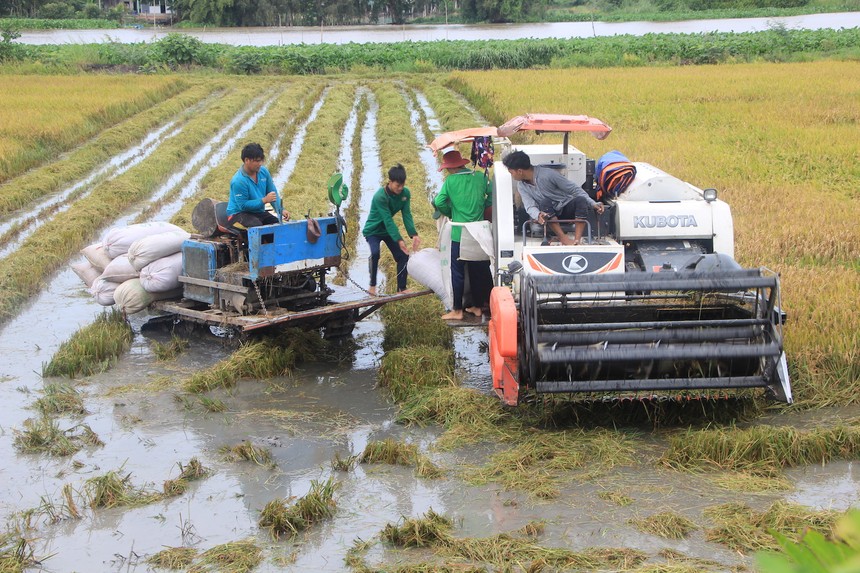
[151,174,426,339]
[430,114,791,406]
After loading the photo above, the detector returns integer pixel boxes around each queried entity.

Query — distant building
[103,0,171,15]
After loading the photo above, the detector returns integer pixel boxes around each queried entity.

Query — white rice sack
[113,278,182,315]
[90,278,118,306]
[81,242,112,271]
[407,248,453,310]
[127,230,190,271]
[71,260,101,288]
[139,252,183,293]
[102,221,185,259]
[99,255,139,284]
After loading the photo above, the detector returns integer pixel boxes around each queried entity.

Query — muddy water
[17,13,860,46]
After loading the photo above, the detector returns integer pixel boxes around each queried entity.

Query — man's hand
[412,235,421,252]
[263,191,277,204]
[398,239,410,255]
[537,212,547,225]
[594,203,605,215]
[282,210,290,221]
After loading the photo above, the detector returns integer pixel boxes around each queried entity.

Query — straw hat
[438,149,470,171]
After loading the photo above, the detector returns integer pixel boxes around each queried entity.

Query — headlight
[703,188,718,202]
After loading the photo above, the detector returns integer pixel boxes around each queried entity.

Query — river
[16,11,860,46]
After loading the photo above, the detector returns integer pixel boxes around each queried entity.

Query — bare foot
[465,306,483,317]
[558,236,575,246]
[441,310,464,320]
[398,288,414,294]
[368,286,377,296]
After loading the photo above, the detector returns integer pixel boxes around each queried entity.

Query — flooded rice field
[1,75,858,572]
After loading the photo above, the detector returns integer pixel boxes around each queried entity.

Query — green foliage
[757,510,860,572]
[38,2,75,18]
[153,32,206,66]
[227,47,264,74]
[0,22,22,61]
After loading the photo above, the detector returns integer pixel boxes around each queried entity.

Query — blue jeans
[451,241,493,311]
[366,235,409,292]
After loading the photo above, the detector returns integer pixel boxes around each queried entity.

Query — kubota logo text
[633,215,698,228]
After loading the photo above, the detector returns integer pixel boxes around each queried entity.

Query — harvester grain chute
[430,114,791,406]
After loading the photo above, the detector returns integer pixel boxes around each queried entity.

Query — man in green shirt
[362,164,420,296]
[434,149,493,321]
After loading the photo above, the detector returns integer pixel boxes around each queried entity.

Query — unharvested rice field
[0,61,858,572]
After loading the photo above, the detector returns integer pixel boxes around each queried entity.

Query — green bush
[39,2,76,19]
[80,4,103,19]
[153,33,205,66]
[227,48,264,74]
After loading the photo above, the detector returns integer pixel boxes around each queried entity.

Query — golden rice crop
[0,74,183,183]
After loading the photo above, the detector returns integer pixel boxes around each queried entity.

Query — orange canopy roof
[497,113,612,139]
[428,126,498,153]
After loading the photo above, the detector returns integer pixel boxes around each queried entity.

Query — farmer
[502,150,604,245]
[362,164,420,296]
[226,142,290,247]
[434,149,494,320]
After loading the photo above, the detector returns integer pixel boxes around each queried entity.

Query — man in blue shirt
[227,143,289,246]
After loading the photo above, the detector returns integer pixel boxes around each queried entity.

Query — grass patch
[258,477,338,540]
[219,441,274,467]
[198,396,227,413]
[147,546,198,570]
[42,309,133,378]
[703,500,841,554]
[187,539,262,573]
[13,416,102,456]
[84,470,162,509]
[464,429,639,499]
[360,438,418,465]
[33,382,86,416]
[182,330,325,393]
[381,509,453,547]
[332,452,358,472]
[0,532,40,572]
[710,470,793,493]
[377,345,455,403]
[163,458,210,497]
[152,335,189,361]
[380,296,450,352]
[629,511,698,539]
[661,423,860,476]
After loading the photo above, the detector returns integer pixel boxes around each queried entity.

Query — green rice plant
[151,335,189,361]
[147,546,198,570]
[703,500,841,554]
[331,452,358,472]
[360,438,418,466]
[198,396,227,413]
[756,509,860,573]
[33,382,85,416]
[162,457,210,496]
[258,477,338,540]
[42,309,133,378]
[182,338,297,393]
[381,509,453,548]
[12,416,102,457]
[380,296,450,352]
[661,424,860,476]
[84,470,162,509]
[598,489,635,506]
[187,539,262,573]
[0,531,39,573]
[628,511,698,539]
[377,345,455,402]
[219,441,274,467]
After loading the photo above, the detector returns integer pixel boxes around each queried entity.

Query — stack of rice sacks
[71,222,189,315]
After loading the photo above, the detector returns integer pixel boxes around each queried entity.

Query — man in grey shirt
[502,150,604,245]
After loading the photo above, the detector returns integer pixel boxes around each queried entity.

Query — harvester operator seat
[214,201,241,237]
